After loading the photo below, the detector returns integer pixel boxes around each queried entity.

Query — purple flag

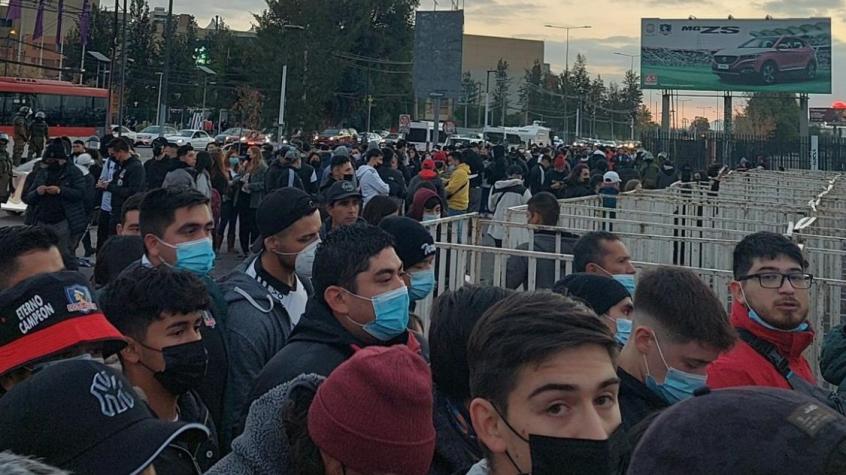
[55,0,64,47]
[79,0,91,47]
[32,0,45,41]
[5,0,21,21]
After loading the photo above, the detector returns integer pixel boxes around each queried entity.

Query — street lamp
[277,23,305,143]
[155,72,164,126]
[613,52,639,73]
[197,65,217,118]
[544,24,591,142]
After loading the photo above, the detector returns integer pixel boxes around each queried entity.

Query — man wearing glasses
[708,231,815,389]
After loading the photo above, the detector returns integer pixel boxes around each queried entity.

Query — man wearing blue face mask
[573,231,637,295]
[125,187,230,449]
[248,224,426,407]
[553,273,634,346]
[378,216,437,305]
[616,267,736,432]
[217,187,318,448]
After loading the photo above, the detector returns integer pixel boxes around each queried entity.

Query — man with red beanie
[407,157,446,210]
[708,232,815,389]
[207,345,436,475]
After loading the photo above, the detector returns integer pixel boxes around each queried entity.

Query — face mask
[422,212,440,222]
[740,286,809,332]
[343,173,354,182]
[495,405,628,475]
[141,340,208,395]
[158,237,216,275]
[408,269,435,301]
[602,315,632,346]
[346,286,410,341]
[644,333,706,404]
[229,156,240,167]
[272,237,320,268]
[599,266,637,296]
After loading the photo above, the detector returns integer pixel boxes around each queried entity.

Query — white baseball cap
[603,171,621,183]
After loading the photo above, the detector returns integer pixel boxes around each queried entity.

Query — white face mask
[422,212,440,222]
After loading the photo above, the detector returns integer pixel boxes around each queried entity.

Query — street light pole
[155,72,163,125]
[484,69,496,128]
[544,24,591,142]
[158,0,174,137]
[277,24,305,143]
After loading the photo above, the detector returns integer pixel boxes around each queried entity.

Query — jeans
[237,205,257,255]
[218,201,237,240]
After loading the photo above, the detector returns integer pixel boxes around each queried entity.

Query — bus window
[62,95,91,126]
[36,94,62,126]
[506,134,523,146]
[406,128,428,143]
[485,132,504,144]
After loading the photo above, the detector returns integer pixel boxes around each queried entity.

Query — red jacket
[707,301,815,390]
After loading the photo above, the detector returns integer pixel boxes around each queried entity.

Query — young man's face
[267,211,322,269]
[183,151,197,167]
[330,247,405,341]
[5,247,65,290]
[332,161,354,180]
[632,324,721,384]
[472,345,621,474]
[146,204,214,266]
[164,146,177,158]
[134,310,204,374]
[328,198,361,228]
[731,255,810,329]
[586,239,635,276]
[603,297,634,331]
[117,210,141,236]
[72,143,85,155]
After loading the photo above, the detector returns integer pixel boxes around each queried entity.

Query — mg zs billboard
[641,18,831,93]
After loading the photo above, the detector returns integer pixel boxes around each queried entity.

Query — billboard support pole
[799,94,809,166]
[723,94,732,165]
[661,91,671,151]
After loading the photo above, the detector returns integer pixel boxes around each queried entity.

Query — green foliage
[734,93,799,138]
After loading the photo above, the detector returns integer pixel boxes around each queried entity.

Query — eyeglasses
[738,272,813,289]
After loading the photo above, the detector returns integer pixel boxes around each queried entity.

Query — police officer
[28,111,49,161]
[12,106,29,165]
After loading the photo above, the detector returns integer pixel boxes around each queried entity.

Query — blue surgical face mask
[346,286,410,341]
[597,265,637,296]
[422,212,440,222]
[601,315,632,346]
[229,156,240,167]
[158,237,216,275]
[741,286,809,333]
[408,269,435,302]
[644,333,707,404]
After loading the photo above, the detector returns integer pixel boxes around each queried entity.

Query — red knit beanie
[307,345,436,475]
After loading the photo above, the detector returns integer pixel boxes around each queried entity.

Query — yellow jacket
[444,162,470,211]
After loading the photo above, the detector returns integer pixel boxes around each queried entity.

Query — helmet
[35,111,45,119]
[18,106,30,115]
[657,152,668,160]
[85,135,100,151]
[0,133,8,143]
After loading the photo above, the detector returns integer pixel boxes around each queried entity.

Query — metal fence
[639,131,846,172]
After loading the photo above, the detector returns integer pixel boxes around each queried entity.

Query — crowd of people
[0,131,844,474]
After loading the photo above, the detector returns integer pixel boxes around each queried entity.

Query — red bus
[0,77,108,138]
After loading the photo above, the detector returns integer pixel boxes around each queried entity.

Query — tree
[456,71,481,128]
[734,92,799,138]
[519,60,544,125]
[232,86,264,129]
[691,116,710,136]
[491,58,510,126]
[124,0,156,122]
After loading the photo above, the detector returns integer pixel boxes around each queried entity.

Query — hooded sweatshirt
[409,187,445,222]
[205,374,324,475]
[487,178,531,242]
[407,171,447,210]
[247,298,426,408]
[707,301,815,390]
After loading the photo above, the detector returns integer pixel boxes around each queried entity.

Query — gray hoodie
[466,459,489,475]
[217,258,294,450]
[205,374,324,475]
[506,231,579,290]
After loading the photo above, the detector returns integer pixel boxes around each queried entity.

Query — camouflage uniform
[28,117,48,161]
[12,112,27,165]
[0,142,11,201]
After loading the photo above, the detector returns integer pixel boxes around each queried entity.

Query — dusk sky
[154,0,845,123]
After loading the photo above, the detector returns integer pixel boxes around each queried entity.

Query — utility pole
[544,24,591,141]
[484,69,496,128]
[155,72,163,125]
[158,0,174,135]
[116,0,128,134]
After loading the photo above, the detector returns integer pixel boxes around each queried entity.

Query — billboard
[641,18,831,93]
[413,10,464,99]
[810,108,846,125]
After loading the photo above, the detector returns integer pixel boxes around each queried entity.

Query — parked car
[164,129,214,149]
[712,36,818,85]
[110,125,138,144]
[361,132,383,145]
[382,132,403,146]
[135,125,178,146]
[314,128,358,147]
[214,128,269,145]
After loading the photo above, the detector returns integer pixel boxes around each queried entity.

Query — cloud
[754,0,843,17]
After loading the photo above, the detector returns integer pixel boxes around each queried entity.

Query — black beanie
[378,216,436,269]
[553,273,630,316]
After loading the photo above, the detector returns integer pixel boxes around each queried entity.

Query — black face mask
[495,406,629,475]
[141,339,208,395]
[343,173,354,182]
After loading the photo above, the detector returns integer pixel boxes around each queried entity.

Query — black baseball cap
[0,359,209,475]
[250,188,319,254]
[0,271,125,375]
[324,180,362,205]
[629,387,846,474]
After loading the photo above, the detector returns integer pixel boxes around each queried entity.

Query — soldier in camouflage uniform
[12,106,29,165]
[28,111,49,161]
[0,134,12,203]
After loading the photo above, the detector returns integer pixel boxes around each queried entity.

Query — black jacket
[178,389,220,471]
[378,166,407,199]
[107,156,146,220]
[145,156,175,190]
[23,161,89,233]
[265,160,304,192]
[248,298,425,405]
[527,165,550,195]
[563,181,593,199]
[296,163,318,195]
[464,151,484,188]
[430,389,482,475]
[617,368,669,433]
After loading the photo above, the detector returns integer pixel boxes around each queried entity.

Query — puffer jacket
[707,301,815,390]
[23,161,89,234]
[444,163,470,212]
